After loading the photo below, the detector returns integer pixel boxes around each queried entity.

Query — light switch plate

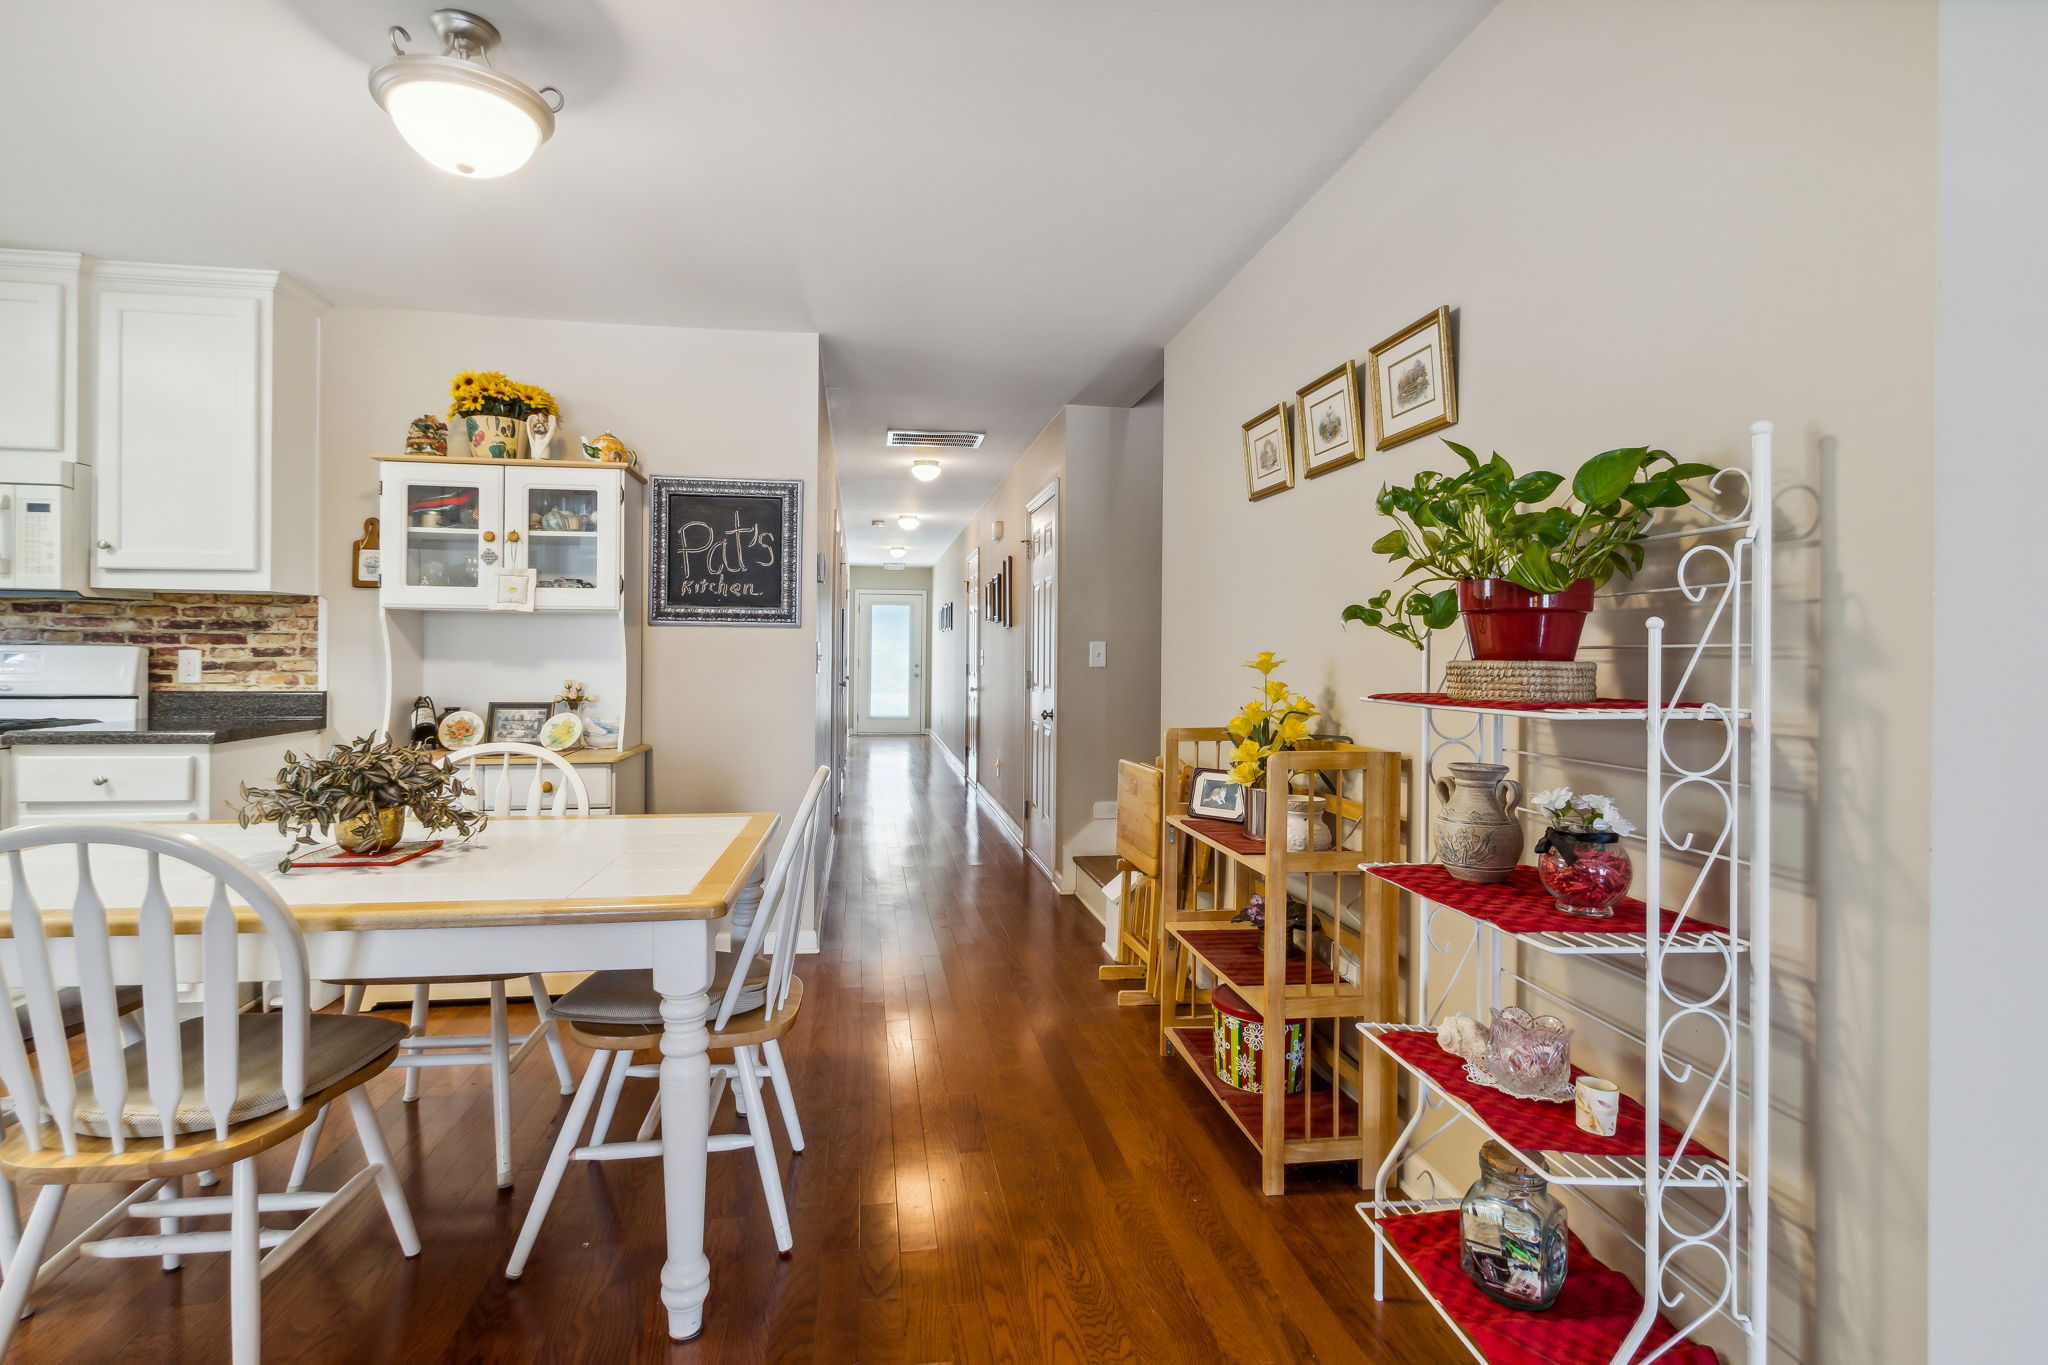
[1088,641,1107,668]
[175,648,202,684]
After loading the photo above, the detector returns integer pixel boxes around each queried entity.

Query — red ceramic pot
[1457,578,1596,661]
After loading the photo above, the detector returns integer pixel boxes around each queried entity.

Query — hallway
[3,736,1464,1364]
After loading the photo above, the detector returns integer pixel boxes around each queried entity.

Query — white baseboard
[928,730,966,780]
[975,785,1024,848]
[1027,847,1070,894]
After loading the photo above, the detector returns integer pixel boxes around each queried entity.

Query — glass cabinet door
[377,468,503,608]
[506,465,622,610]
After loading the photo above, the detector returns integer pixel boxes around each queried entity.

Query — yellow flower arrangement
[449,370,557,420]
[1219,652,1337,786]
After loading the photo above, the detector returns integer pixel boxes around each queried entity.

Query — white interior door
[964,549,980,783]
[1026,485,1058,875]
[853,589,926,734]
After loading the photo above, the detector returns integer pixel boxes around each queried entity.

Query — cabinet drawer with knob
[9,749,200,807]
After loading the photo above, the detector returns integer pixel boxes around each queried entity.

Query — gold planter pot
[336,806,407,856]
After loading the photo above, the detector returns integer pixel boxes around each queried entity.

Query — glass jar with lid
[1459,1141,1569,1310]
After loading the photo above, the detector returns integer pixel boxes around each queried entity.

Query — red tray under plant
[288,839,445,870]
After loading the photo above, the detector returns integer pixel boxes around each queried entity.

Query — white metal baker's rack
[1354,421,1774,1365]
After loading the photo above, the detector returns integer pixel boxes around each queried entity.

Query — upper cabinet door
[0,250,83,480]
[93,289,262,573]
[505,464,623,610]
[379,464,505,609]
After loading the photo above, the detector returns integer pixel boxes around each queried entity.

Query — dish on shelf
[436,710,483,750]
[539,712,584,752]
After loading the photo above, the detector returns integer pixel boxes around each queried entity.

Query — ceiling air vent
[882,562,907,571]
[886,429,983,449]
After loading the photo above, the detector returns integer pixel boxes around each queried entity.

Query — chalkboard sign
[649,477,803,627]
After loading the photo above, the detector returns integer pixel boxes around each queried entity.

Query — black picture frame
[1187,767,1248,824]
[649,476,803,627]
[487,701,553,745]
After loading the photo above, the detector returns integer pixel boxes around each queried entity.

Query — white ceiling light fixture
[887,546,908,559]
[369,10,563,179]
[897,514,920,530]
[910,458,941,482]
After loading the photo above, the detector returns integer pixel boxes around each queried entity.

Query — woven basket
[1443,659,1596,703]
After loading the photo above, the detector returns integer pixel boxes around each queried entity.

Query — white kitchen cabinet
[89,263,326,594]
[0,249,84,484]
[377,456,637,611]
[2,734,325,829]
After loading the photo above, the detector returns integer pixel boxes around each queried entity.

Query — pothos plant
[1340,441,1719,648]
[1224,652,1346,787]
[238,736,487,872]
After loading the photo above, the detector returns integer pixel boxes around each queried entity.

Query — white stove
[0,644,149,733]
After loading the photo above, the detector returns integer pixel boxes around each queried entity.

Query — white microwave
[0,471,91,595]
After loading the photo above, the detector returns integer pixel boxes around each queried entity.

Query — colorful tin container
[1210,983,1306,1095]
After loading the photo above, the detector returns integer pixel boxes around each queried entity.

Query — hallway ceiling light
[887,546,908,559]
[369,9,563,178]
[897,514,920,530]
[910,459,941,482]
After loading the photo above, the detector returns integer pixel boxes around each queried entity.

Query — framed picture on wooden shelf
[1296,360,1365,477]
[486,701,552,744]
[1187,768,1248,824]
[1242,402,1295,501]
[1368,306,1457,450]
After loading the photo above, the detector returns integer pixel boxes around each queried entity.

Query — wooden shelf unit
[1155,729,1403,1194]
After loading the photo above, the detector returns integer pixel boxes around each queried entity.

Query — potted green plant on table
[1340,442,1720,661]
[238,736,487,872]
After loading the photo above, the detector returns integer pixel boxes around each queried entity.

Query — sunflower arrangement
[1223,652,1340,786]
[448,371,558,420]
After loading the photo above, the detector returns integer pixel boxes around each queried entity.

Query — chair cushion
[11,985,147,1048]
[67,1013,406,1138]
[551,952,770,1030]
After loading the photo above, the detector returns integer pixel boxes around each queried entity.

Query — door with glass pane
[852,589,926,734]
[505,465,623,610]
[378,467,502,609]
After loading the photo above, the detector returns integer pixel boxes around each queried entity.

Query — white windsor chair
[505,765,828,1276]
[286,741,591,1194]
[0,822,418,1364]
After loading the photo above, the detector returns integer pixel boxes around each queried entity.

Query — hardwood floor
[7,736,1465,1363]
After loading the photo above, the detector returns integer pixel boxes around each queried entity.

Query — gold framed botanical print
[1241,402,1295,501]
[1368,306,1458,450]
[1296,360,1365,477]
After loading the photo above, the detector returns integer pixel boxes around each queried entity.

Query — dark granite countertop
[0,691,327,748]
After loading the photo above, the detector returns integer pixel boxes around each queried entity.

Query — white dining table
[0,811,779,1342]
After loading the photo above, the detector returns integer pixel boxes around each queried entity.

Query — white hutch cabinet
[375,456,638,612]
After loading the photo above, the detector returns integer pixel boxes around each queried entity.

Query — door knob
[91,776,108,786]
[96,540,113,551]
[1040,709,1054,721]
[541,780,555,793]
[482,530,496,542]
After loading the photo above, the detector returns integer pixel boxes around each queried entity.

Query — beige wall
[318,307,824,835]
[1159,3,1934,1361]
[848,564,933,726]
[928,401,1165,859]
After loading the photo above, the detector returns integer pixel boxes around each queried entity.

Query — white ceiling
[0,0,1491,565]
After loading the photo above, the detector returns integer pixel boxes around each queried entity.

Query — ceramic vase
[463,413,521,460]
[525,413,556,461]
[1284,795,1335,852]
[1432,761,1524,883]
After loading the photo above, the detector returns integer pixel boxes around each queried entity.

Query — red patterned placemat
[289,839,445,869]
[1377,1210,1721,1365]
[1374,1029,1723,1168]
[1367,864,1726,941]
[1182,816,1265,858]
[1369,692,1712,713]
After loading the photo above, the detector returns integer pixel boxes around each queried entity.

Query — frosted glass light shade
[887,546,909,559]
[383,78,543,178]
[897,515,920,529]
[911,459,941,482]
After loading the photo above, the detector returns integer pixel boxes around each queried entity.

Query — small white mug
[1575,1077,1621,1137]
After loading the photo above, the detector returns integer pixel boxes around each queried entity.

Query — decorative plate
[437,710,483,750]
[539,712,584,752]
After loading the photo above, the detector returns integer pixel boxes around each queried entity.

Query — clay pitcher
[1432,762,1524,883]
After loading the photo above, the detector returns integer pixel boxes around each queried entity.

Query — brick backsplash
[0,594,320,690]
